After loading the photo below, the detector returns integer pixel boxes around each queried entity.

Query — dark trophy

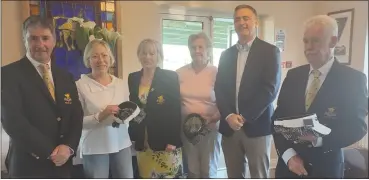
[274,114,331,144]
[112,101,141,128]
[132,108,146,124]
[183,113,211,145]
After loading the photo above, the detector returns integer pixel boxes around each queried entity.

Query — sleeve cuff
[282,148,297,165]
[225,113,234,121]
[69,146,75,155]
[312,137,323,147]
[93,113,100,123]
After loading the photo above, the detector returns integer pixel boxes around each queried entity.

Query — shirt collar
[26,52,52,70]
[81,74,117,92]
[309,56,334,76]
[236,37,256,52]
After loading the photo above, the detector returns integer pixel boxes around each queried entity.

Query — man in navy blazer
[1,15,83,178]
[214,4,281,178]
[272,15,368,178]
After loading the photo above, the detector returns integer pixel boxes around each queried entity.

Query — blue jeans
[82,147,133,178]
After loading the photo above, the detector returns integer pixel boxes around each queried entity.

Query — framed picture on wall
[328,8,354,65]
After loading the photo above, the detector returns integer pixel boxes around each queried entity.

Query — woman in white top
[76,39,133,178]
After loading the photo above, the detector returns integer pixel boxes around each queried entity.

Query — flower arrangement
[74,17,122,54]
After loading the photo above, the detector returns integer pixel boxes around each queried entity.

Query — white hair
[304,15,338,37]
[188,32,213,61]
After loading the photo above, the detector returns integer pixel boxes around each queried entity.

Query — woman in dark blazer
[128,39,183,178]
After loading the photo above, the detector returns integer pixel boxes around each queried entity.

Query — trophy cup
[112,101,141,128]
[183,113,211,145]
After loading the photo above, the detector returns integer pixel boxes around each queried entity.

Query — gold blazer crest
[64,93,72,104]
[156,95,165,105]
[324,107,336,118]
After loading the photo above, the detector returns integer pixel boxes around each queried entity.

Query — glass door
[161,14,211,71]
[212,18,235,67]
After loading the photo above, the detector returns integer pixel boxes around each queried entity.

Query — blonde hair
[137,39,163,63]
[188,32,213,61]
[83,39,115,68]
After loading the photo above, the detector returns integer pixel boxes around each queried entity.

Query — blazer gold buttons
[57,117,61,121]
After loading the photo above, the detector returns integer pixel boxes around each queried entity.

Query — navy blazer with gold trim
[272,60,368,178]
[128,67,182,151]
[1,57,83,178]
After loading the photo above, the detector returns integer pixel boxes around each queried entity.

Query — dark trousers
[71,164,85,179]
[132,156,140,178]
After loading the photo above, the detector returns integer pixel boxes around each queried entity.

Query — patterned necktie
[236,43,250,52]
[305,70,321,111]
[39,64,55,101]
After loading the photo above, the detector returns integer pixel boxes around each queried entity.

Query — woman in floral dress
[128,39,183,178]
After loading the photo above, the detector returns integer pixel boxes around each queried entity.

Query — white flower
[81,21,96,29]
[88,35,96,41]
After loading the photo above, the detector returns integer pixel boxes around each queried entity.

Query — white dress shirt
[282,57,334,165]
[75,74,132,159]
[26,53,54,85]
[226,38,255,120]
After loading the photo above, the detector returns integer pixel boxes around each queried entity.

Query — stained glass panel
[101,12,107,21]
[84,6,95,21]
[29,0,39,5]
[106,22,113,30]
[107,12,113,21]
[30,5,40,16]
[100,0,117,76]
[100,2,106,11]
[50,2,63,16]
[29,0,118,78]
[62,2,74,17]
[106,2,115,12]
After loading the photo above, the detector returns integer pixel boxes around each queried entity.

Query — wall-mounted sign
[281,61,293,69]
[275,28,286,52]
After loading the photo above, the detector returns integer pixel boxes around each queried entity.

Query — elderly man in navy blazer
[272,15,368,178]
[1,15,83,178]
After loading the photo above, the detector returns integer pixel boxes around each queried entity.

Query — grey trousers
[82,147,133,178]
[222,130,272,178]
[182,130,221,178]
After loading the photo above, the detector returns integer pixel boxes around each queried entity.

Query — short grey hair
[137,39,163,63]
[304,15,338,37]
[22,15,56,52]
[83,39,115,68]
[188,32,213,61]
[22,15,56,40]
